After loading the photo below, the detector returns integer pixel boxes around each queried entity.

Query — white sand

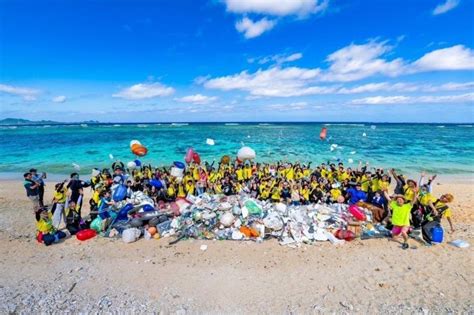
[0,178,473,313]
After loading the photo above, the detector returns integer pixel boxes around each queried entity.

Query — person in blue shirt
[98,190,114,219]
[346,182,367,205]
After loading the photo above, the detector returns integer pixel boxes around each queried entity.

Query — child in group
[384,189,419,249]
[36,208,67,246]
[51,181,68,228]
[65,201,84,235]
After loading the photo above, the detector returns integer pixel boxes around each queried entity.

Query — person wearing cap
[384,189,419,249]
[403,179,418,203]
[425,193,455,233]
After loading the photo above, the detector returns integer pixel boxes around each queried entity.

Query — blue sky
[0,0,473,122]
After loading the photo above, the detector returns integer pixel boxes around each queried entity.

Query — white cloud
[249,52,303,65]
[113,82,175,100]
[201,39,474,98]
[432,0,460,15]
[175,94,218,105]
[235,17,276,39]
[321,41,406,82]
[52,95,67,103]
[266,101,309,111]
[0,83,40,101]
[351,93,474,105]
[203,66,325,97]
[412,45,474,71]
[435,81,474,91]
[225,0,328,17]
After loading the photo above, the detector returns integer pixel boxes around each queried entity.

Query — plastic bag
[244,200,262,215]
[122,228,141,243]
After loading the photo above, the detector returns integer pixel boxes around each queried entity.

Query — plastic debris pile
[88,192,392,247]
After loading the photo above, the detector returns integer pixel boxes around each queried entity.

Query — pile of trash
[85,192,391,247]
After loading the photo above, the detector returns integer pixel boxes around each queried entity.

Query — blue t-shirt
[347,187,367,204]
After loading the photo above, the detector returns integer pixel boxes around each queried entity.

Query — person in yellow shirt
[403,179,417,203]
[244,164,252,180]
[236,166,244,181]
[271,183,282,202]
[166,183,176,200]
[177,183,186,198]
[185,180,195,196]
[36,209,67,246]
[384,189,419,250]
[329,186,342,202]
[425,193,455,233]
[300,183,310,204]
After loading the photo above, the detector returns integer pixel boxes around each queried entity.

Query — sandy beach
[1,176,473,314]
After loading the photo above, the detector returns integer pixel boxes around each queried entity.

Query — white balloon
[237,146,256,160]
[127,161,137,169]
[348,158,354,164]
[206,138,215,146]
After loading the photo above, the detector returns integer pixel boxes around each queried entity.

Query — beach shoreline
[1,177,473,313]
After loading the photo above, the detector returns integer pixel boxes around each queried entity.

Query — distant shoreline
[1,121,473,127]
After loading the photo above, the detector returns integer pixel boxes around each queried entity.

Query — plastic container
[173,161,185,169]
[170,167,184,178]
[76,229,97,241]
[430,224,444,243]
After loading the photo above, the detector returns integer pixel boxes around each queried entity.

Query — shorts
[392,225,409,236]
[28,195,40,209]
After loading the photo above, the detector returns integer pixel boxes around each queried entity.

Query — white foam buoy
[362,133,367,137]
[206,138,215,146]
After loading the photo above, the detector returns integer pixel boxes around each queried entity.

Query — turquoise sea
[1,123,473,176]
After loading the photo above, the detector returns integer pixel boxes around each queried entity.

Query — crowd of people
[23,159,455,248]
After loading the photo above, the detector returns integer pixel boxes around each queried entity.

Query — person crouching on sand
[384,189,419,250]
[36,208,67,246]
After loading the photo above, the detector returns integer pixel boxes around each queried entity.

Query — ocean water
[1,123,473,176]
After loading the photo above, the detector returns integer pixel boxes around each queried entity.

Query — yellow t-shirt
[300,188,309,201]
[37,213,54,234]
[403,185,415,202]
[419,193,436,206]
[53,188,67,203]
[236,169,244,181]
[390,201,411,226]
[330,188,341,200]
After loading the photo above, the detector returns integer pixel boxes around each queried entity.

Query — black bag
[421,220,440,243]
